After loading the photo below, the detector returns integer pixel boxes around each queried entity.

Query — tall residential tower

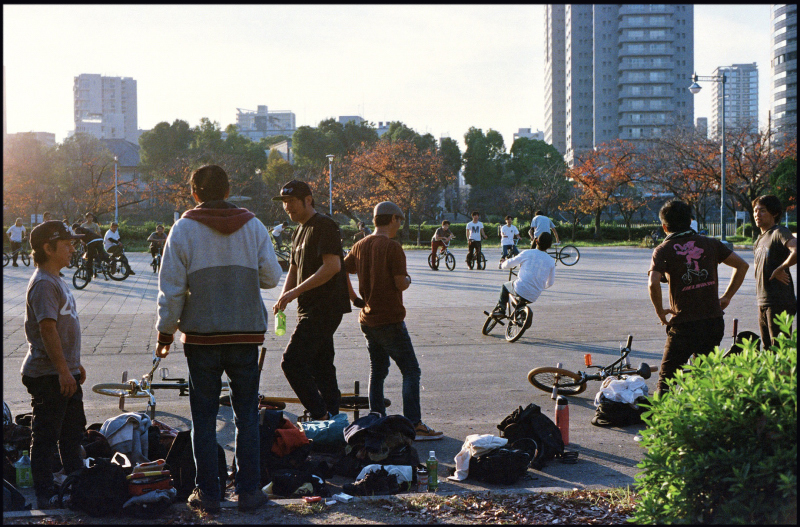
[711,63,759,140]
[771,4,797,139]
[73,74,138,143]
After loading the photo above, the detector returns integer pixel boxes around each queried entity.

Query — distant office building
[338,115,364,126]
[771,4,797,138]
[236,105,296,141]
[545,4,694,165]
[6,132,56,148]
[513,128,545,142]
[711,63,758,139]
[376,121,392,137]
[269,139,293,164]
[74,74,138,143]
[696,117,708,138]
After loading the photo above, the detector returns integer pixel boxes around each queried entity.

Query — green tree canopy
[462,127,507,188]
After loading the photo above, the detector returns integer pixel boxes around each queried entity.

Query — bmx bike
[73,254,130,289]
[527,335,658,397]
[428,239,456,271]
[481,266,532,343]
[547,243,580,266]
[4,241,31,267]
[466,240,487,270]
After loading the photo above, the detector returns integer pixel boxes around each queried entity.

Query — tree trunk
[593,209,603,240]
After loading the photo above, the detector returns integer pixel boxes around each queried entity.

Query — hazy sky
[3,5,772,149]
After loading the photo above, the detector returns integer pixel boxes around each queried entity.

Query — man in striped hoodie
[155,165,282,512]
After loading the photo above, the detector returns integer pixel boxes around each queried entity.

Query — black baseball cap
[30,220,83,251]
[272,180,312,201]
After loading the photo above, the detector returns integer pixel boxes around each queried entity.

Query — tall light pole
[689,71,731,248]
[113,155,119,224]
[326,154,334,216]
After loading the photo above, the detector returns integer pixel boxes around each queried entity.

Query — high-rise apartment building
[696,117,708,138]
[236,105,296,141]
[73,74,138,143]
[771,4,797,138]
[710,63,758,140]
[544,4,566,154]
[545,4,694,166]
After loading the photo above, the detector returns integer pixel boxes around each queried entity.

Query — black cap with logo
[30,220,84,251]
[272,180,312,201]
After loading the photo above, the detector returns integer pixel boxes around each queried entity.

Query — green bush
[632,313,797,524]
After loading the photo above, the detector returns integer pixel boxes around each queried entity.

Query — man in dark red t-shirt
[343,201,443,441]
[648,200,749,395]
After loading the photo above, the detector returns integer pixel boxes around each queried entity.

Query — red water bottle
[555,396,569,445]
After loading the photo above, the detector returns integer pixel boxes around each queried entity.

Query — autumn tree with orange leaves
[332,140,453,240]
[568,140,641,239]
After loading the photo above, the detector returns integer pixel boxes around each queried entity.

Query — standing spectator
[103,222,135,275]
[353,221,372,242]
[344,201,443,440]
[499,215,521,264]
[429,220,455,270]
[7,217,27,267]
[147,224,168,270]
[528,210,560,249]
[689,214,699,233]
[465,211,487,265]
[271,180,351,421]
[72,224,110,280]
[752,195,797,348]
[647,199,749,395]
[155,165,281,512]
[20,221,86,509]
[80,213,101,236]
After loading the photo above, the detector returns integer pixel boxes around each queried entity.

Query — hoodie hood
[182,204,256,235]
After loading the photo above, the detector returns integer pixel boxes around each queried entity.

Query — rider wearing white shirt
[465,211,487,265]
[499,215,520,262]
[495,232,556,315]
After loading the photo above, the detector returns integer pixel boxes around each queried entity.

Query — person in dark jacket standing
[272,180,351,421]
[752,194,797,348]
[155,165,282,513]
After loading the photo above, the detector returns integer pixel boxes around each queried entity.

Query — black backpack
[166,430,228,501]
[468,447,532,485]
[497,403,565,470]
[59,457,128,517]
[592,396,648,427]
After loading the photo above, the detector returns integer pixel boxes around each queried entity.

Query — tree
[770,157,797,217]
[138,119,193,180]
[462,127,507,188]
[506,138,571,220]
[292,119,379,170]
[568,140,638,239]
[383,121,437,152]
[3,133,57,222]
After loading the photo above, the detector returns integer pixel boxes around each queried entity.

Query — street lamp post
[689,72,731,248]
[326,154,334,216]
[114,155,119,224]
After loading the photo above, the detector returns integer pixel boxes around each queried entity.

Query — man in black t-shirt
[272,180,351,420]
[72,224,111,279]
[647,200,749,395]
[752,195,797,348]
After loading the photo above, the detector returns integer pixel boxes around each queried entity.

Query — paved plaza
[3,245,770,493]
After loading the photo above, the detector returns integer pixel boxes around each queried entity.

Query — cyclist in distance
[353,221,372,242]
[103,222,135,275]
[499,215,521,264]
[72,223,111,280]
[528,210,560,249]
[494,232,556,317]
[147,224,168,268]
[79,212,101,236]
[465,211,487,265]
[7,217,27,267]
[272,221,289,247]
[430,220,455,271]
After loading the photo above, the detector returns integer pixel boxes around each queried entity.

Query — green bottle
[15,450,33,489]
[426,451,438,492]
[275,310,286,336]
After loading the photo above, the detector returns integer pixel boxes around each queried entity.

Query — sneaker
[342,467,400,496]
[188,487,221,513]
[238,489,268,511]
[414,422,443,441]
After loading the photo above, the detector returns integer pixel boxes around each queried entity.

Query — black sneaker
[342,467,400,496]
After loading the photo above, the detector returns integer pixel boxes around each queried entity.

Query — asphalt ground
[3,244,774,501]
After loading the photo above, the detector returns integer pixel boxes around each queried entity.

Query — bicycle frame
[554,336,653,388]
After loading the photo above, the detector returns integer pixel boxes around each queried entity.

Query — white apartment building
[711,63,759,139]
[513,128,545,142]
[696,117,708,138]
[771,4,797,138]
[545,4,694,166]
[235,106,296,141]
[73,74,138,143]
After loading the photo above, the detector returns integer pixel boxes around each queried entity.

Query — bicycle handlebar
[625,335,633,350]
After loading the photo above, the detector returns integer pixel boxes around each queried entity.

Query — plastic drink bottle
[555,396,569,445]
[275,310,286,336]
[15,450,33,488]
[426,451,438,492]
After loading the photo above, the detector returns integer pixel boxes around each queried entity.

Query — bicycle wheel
[505,306,531,343]
[108,259,130,281]
[73,267,91,289]
[527,367,587,395]
[427,253,438,270]
[477,253,486,270]
[482,314,499,335]
[20,252,31,266]
[445,253,455,271]
[558,245,580,266]
[92,382,150,398]
[3,253,8,267]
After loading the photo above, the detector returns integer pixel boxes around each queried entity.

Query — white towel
[447,434,508,481]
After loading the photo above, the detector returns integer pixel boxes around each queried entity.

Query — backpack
[165,430,228,501]
[497,403,565,469]
[468,447,532,485]
[592,395,648,427]
[59,458,128,517]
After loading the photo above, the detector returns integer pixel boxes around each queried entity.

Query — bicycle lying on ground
[428,239,456,271]
[547,243,580,266]
[481,266,532,343]
[72,254,130,289]
[527,335,658,397]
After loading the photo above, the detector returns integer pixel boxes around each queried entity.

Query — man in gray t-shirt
[20,221,87,509]
[528,210,560,249]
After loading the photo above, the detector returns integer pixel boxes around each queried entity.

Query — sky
[3,5,773,150]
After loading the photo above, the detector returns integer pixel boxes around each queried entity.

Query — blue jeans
[360,322,422,425]
[185,343,261,499]
[501,244,518,259]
